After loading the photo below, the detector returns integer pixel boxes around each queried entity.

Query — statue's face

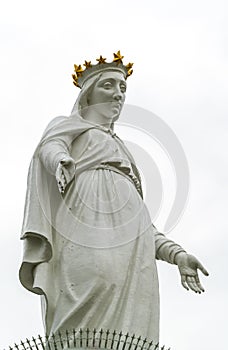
[87,71,127,120]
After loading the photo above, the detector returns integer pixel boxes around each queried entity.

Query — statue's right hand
[56,157,76,193]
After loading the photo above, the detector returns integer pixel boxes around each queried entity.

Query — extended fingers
[182,274,205,294]
[181,275,189,291]
[195,274,205,293]
[186,276,202,293]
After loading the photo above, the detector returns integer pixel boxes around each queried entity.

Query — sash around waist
[87,162,143,199]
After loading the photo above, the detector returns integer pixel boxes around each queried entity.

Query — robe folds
[19,113,185,343]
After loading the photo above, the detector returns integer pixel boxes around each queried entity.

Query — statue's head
[71,51,133,122]
[85,70,126,121]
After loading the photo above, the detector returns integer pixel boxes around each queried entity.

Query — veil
[70,74,101,116]
[70,72,115,130]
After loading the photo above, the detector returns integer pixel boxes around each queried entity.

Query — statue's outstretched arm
[155,232,209,293]
[39,137,76,193]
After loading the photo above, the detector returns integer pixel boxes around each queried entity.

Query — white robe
[19,115,185,343]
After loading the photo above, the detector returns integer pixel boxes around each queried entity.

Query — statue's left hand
[175,253,209,293]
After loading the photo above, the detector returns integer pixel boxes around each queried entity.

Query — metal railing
[6,329,170,350]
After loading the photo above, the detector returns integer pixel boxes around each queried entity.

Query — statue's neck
[83,108,113,129]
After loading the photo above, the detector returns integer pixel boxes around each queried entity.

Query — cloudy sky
[0,1,227,349]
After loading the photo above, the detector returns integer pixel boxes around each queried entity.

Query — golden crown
[72,50,133,89]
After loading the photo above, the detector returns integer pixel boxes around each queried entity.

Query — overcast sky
[0,1,227,349]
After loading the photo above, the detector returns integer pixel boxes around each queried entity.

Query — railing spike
[105,329,110,348]
[116,330,123,350]
[99,329,103,348]
[111,329,117,349]
[26,338,33,350]
[93,328,97,347]
[79,328,83,347]
[141,337,147,350]
[147,340,153,350]
[134,335,141,350]
[31,337,39,350]
[66,329,70,348]
[86,328,90,347]
[20,341,26,350]
[154,342,159,350]
[122,332,129,350]
[128,333,135,350]
[38,335,45,350]
[73,329,77,348]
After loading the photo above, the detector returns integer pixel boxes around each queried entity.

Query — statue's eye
[120,84,126,93]
[103,81,112,89]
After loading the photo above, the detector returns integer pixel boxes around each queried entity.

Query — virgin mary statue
[19,51,208,343]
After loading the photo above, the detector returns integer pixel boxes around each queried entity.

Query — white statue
[19,51,208,343]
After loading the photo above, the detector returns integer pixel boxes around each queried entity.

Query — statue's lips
[110,101,122,109]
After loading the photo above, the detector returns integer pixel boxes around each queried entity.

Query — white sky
[0,0,227,349]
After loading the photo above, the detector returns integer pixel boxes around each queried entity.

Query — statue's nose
[113,87,122,101]
[114,94,122,101]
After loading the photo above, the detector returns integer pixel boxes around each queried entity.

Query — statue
[19,51,209,344]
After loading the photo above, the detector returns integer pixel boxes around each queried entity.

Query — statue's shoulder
[42,116,68,135]
[33,116,69,154]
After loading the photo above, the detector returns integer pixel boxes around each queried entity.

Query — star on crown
[72,51,134,89]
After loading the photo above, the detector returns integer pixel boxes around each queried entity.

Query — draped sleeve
[19,116,96,295]
[19,117,73,294]
[155,231,186,264]
[19,155,55,295]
